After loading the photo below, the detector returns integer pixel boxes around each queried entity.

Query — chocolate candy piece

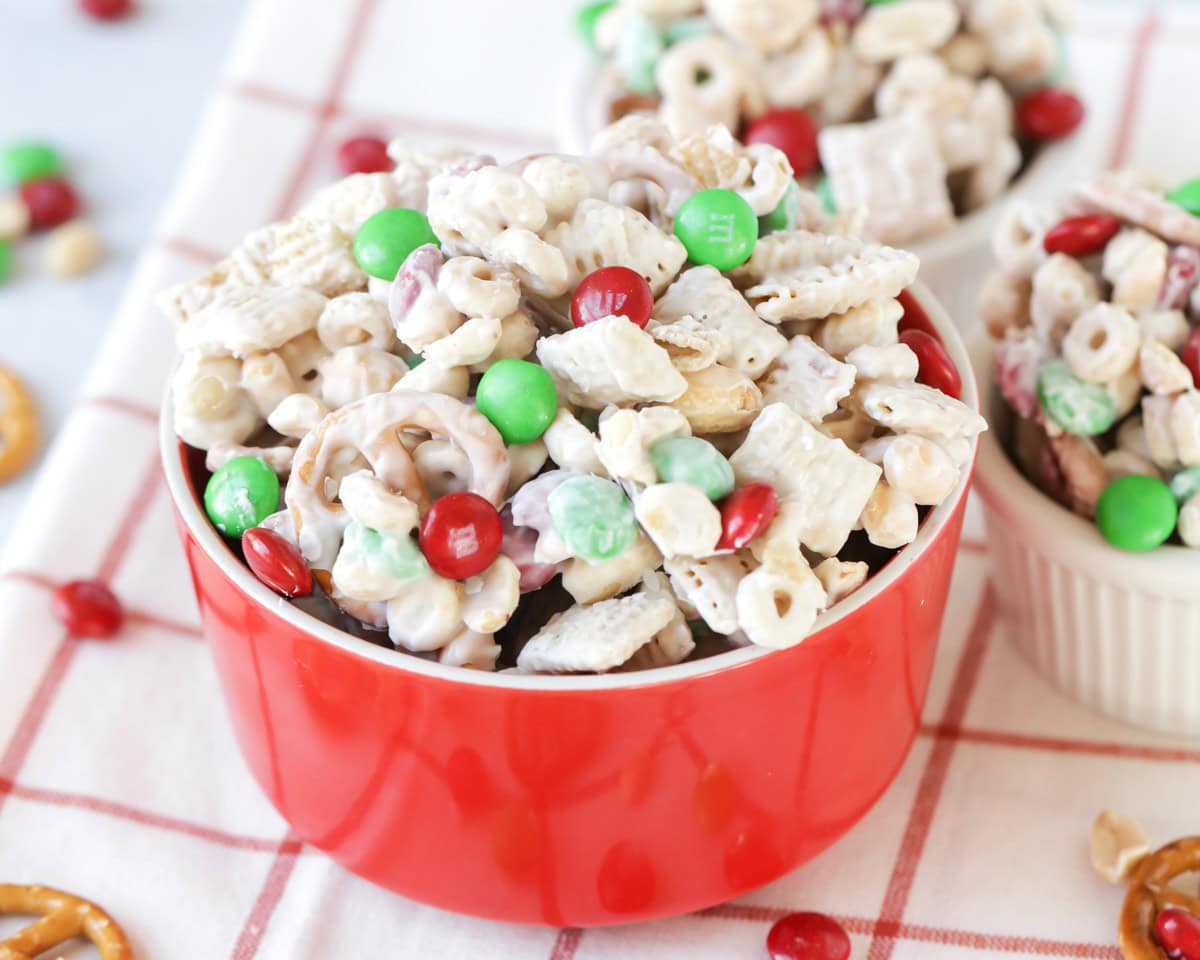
[649,436,735,500]
[899,328,961,399]
[336,136,393,175]
[242,527,313,597]
[548,475,637,562]
[52,579,124,638]
[419,492,503,580]
[1042,214,1120,257]
[204,455,281,538]
[766,911,851,960]
[353,208,439,280]
[674,188,758,272]
[1036,359,1117,437]
[716,482,778,551]
[474,358,559,445]
[1016,87,1085,140]
[20,177,80,230]
[571,265,653,328]
[1096,475,1178,552]
[1167,178,1200,217]
[0,142,63,186]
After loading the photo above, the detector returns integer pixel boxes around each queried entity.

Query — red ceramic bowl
[162,283,978,927]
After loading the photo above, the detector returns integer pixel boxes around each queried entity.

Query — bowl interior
[163,282,981,691]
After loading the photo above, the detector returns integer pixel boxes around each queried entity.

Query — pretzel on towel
[1119,836,1200,959]
[0,883,132,960]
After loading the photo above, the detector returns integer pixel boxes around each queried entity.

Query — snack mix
[576,0,1084,245]
[983,170,1200,552]
[164,121,985,674]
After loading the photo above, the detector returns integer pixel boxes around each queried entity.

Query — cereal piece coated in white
[1103,228,1169,311]
[506,440,549,498]
[423,315,504,368]
[172,353,258,450]
[761,30,833,110]
[1061,303,1141,384]
[1172,392,1200,466]
[386,575,465,652]
[317,292,394,352]
[860,434,959,505]
[1118,416,1152,461]
[319,346,407,409]
[337,470,420,537]
[595,405,691,485]
[814,558,869,605]
[648,315,726,372]
[857,380,988,439]
[735,556,826,648]
[462,556,521,634]
[1029,254,1100,346]
[967,0,1057,85]
[1142,395,1179,468]
[241,350,297,418]
[730,403,882,556]
[206,443,295,478]
[1140,339,1194,396]
[438,629,501,671]
[966,136,1021,211]
[396,360,469,399]
[267,393,330,440]
[1138,309,1190,351]
[0,194,30,241]
[816,36,883,126]
[939,32,989,77]
[44,220,102,277]
[232,217,366,297]
[669,363,763,433]
[655,266,787,379]
[817,298,904,357]
[470,309,539,373]
[561,533,663,605]
[991,201,1054,279]
[437,256,521,320]
[1074,171,1200,249]
[845,342,920,382]
[635,482,722,559]
[758,335,856,423]
[664,552,757,635]
[706,0,818,55]
[852,0,960,63]
[1102,449,1159,482]
[1179,492,1200,548]
[177,286,328,356]
[655,34,764,138]
[536,315,687,408]
[670,126,793,216]
[860,481,920,548]
[520,155,608,225]
[543,408,607,475]
[977,269,1032,339]
[413,438,472,500]
[297,172,403,233]
[517,593,679,673]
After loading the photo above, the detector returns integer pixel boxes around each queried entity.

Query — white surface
[0,1,243,546]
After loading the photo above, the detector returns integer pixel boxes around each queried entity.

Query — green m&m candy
[203,456,280,538]
[649,436,735,500]
[663,16,713,46]
[1167,178,1200,218]
[1169,466,1200,505]
[1095,475,1178,552]
[815,175,837,214]
[674,188,757,271]
[1036,359,1117,436]
[616,14,664,95]
[341,521,430,580]
[0,142,63,187]
[353,208,439,280]
[548,475,638,562]
[0,240,11,284]
[758,179,800,236]
[575,0,615,50]
[475,358,559,444]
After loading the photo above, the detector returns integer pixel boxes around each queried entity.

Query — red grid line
[865,583,997,960]
[0,778,295,855]
[704,903,1121,957]
[548,928,582,960]
[922,723,1200,765]
[84,394,160,425]
[958,537,986,555]
[0,452,163,819]
[229,833,304,960]
[1108,10,1162,169]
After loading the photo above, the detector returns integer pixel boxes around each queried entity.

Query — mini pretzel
[288,389,510,571]
[0,883,132,959]
[0,365,38,484]
[1119,836,1200,959]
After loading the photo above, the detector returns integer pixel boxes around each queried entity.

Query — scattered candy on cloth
[0,1,1198,957]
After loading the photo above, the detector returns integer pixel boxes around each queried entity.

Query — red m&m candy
[80,0,134,19]
[336,136,393,176]
[1182,327,1200,388]
[52,579,124,638]
[571,265,654,328]
[766,911,851,960]
[744,109,820,178]
[20,178,80,230]
[1043,214,1120,257]
[242,527,313,598]
[899,328,962,399]
[1016,87,1085,140]
[1156,908,1200,960]
[896,287,938,339]
[716,482,778,551]
[419,492,503,580]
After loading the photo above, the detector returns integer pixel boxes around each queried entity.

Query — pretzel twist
[0,884,132,960]
[0,366,38,484]
[1119,837,1200,959]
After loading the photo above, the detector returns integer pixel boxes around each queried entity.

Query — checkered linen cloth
[0,1,1196,956]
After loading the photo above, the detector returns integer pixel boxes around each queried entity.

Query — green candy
[616,15,664,96]
[674,188,757,271]
[1036,359,1117,437]
[1045,22,1069,86]
[815,175,837,214]
[549,475,638,562]
[475,358,559,444]
[1167,178,1200,218]
[403,353,425,369]
[575,0,615,50]
[1096,475,1178,552]
[758,179,801,236]
[649,436,735,500]
[1169,467,1200,505]
[0,142,63,186]
[353,208,439,280]
[342,521,430,579]
[204,456,280,538]
[663,16,713,46]
[0,240,11,284]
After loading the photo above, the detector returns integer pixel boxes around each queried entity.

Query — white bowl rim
[970,333,1200,575]
[162,282,980,692]
[557,56,1089,267]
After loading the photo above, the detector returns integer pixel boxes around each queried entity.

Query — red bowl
[162,284,978,927]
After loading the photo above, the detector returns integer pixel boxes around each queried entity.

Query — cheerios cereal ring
[0,365,38,483]
[288,389,510,572]
[0,883,132,960]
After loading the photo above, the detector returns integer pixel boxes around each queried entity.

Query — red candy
[80,0,133,18]
[716,482,778,551]
[766,911,851,960]
[896,287,939,340]
[744,109,820,178]
[1016,87,1085,141]
[336,136,393,176]
[818,0,865,25]
[1183,327,1200,388]
[500,506,559,593]
[571,266,654,328]
[1043,214,1120,257]
[52,580,124,638]
[1156,908,1200,960]
[19,178,80,230]
[1159,245,1200,309]
[900,328,962,399]
[242,527,313,598]
[419,492,503,580]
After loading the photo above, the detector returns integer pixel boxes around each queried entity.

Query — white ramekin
[558,57,1090,329]
[970,335,1200,737]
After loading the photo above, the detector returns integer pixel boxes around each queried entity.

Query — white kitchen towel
[0,2,1197,957]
